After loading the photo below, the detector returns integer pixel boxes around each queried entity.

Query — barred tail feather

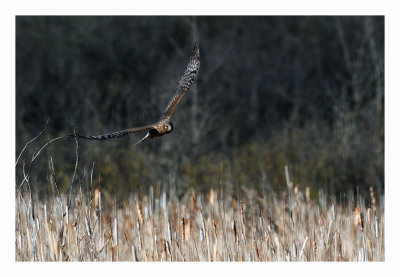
[70,125,153,141]
[70,130,130,140]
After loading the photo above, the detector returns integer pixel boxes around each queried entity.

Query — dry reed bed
[15,180,384,262]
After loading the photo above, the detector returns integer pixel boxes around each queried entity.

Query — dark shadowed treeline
[15,16,384,198]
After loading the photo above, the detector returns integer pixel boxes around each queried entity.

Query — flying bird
[70,43,200,145]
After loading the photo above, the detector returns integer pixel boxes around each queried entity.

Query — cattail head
[191,192,198,212]
[136,204,143,225]
[180,217,185,242]
[209,188,215,207]
[369,186,376,212]
[354,206,361,226]
[306,187,310,203]
[232,220,238,245]
[185,218,191,241]
[94,188,101,212]
[312,240,317,255]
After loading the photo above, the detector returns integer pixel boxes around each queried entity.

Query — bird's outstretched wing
[161,43,200,119]
[70,125,155,140]
[71,43,199,142]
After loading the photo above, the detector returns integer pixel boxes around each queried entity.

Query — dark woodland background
[16,16,384,199]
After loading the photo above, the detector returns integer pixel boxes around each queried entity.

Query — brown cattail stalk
[240,201,245,226]
[354,206,363,230]
[232,220,239,245]
[181,217,185,242]
[370,186,376,207]
[112,217,118,261]
[191,192,198,212]
[94,189,101,212]
[14,170,384,262]
[213,239,217,261]
[209,189,215,207]
[167,221,172,244]
[254,239,260,261]
[132,245,138,262]
[337,234,343,261]
[162,239,167,261]
[165,239,171,256]
[213,219,217,237]
[299,236,308,261]
[206,218,212,261]
[312,239,317,256]
[369,186,376,222]
[306,186,310,209]
[136,204,143,226]
[185,218,191,241]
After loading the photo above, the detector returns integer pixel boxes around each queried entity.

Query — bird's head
[163,121,174,134]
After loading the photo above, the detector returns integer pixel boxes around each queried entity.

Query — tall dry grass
[15,168,384,261]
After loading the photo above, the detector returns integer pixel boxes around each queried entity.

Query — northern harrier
[71,43,200,145]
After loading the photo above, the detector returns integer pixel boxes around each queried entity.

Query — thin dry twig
[15,118,49,166]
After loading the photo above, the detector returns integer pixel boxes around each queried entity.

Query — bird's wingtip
[133,132,150,147]
[191,42,199,61]
[193,42,199,55]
